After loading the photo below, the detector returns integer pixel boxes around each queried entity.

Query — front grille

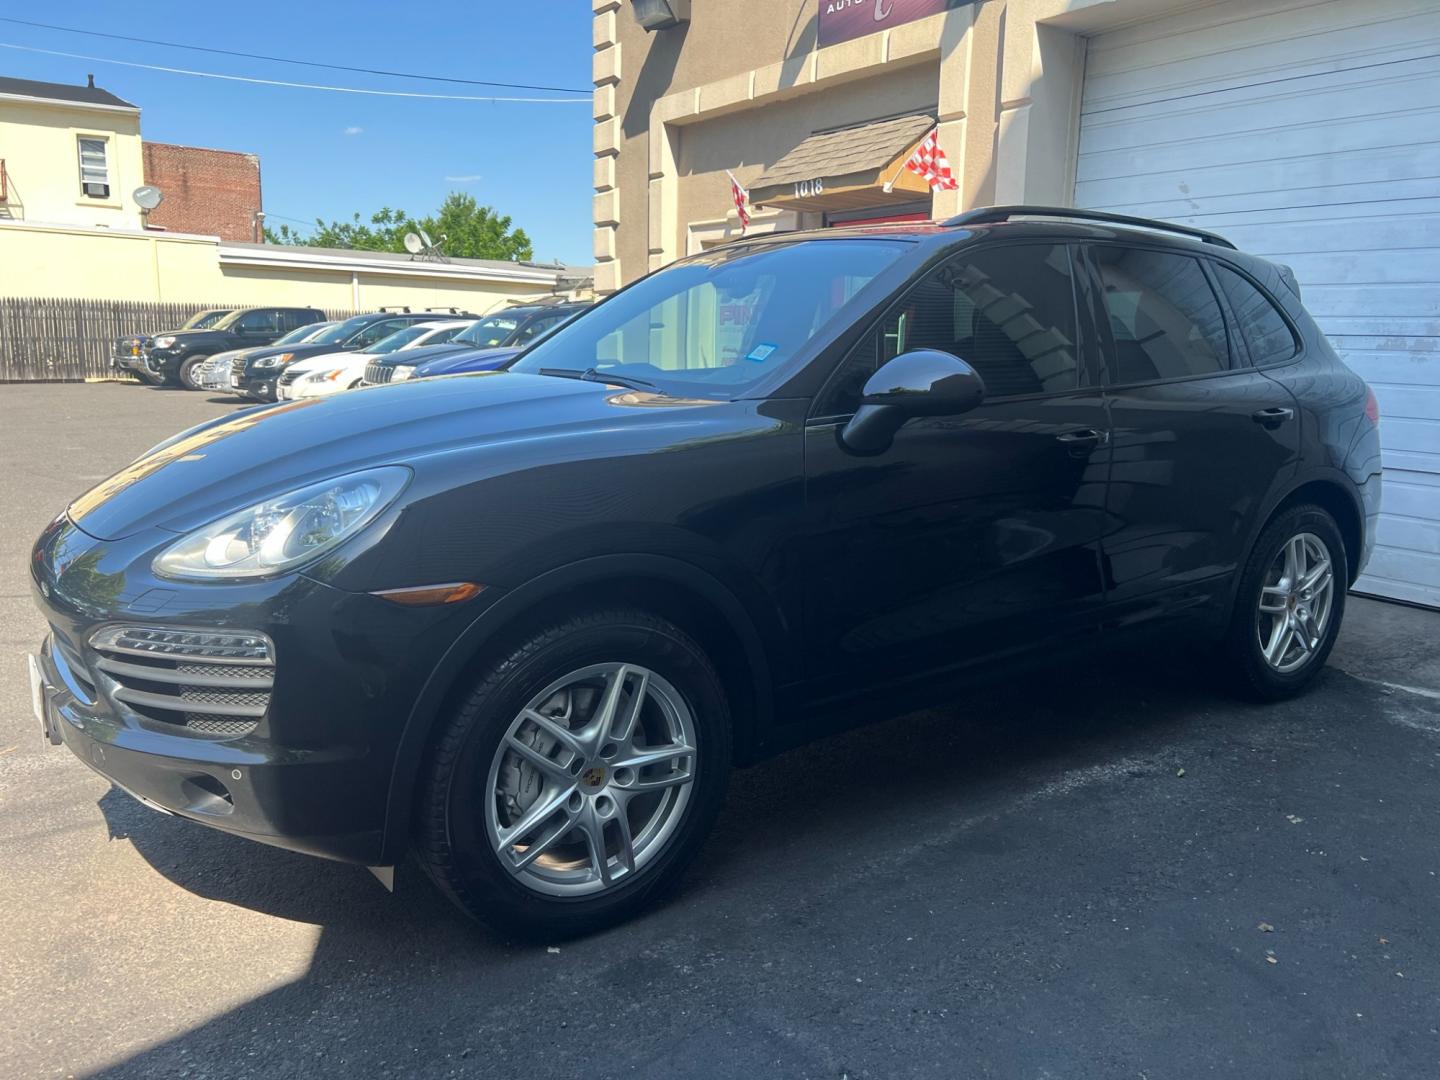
[364,362,392,385]
[113,336,145,360]
[231,356,248,375]
[278,369,303,387]
[89,626,275,740]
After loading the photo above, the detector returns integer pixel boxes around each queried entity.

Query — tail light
[1364,386,1380,425]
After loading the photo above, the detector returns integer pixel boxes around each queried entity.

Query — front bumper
[29,514,489,865]
[278,377,346,400]
[31,634,385,861]
[231,369,280,400]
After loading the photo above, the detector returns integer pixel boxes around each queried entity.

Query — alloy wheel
[484,663,697,897]
[1255,532,1336,673]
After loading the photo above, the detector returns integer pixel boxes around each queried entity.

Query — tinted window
[818,243,1081,415]
[1214,264,1298,366]
[1093,247,1229,382]
[235,310,280,334]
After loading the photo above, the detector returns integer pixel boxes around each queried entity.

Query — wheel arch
[1223,470,1365,627]
[1271,477,1364,587]
[377,553,778,865]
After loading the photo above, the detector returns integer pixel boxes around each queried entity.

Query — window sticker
[745,343,778,363]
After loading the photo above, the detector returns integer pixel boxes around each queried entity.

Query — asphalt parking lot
[2,382,1438,1080]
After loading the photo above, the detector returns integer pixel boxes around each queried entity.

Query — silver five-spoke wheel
[485,663,697,897]
[1256,532,1335,673]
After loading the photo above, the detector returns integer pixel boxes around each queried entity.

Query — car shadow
[86,644,1259,1077]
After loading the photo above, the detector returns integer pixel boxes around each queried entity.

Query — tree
[264,194,533,262]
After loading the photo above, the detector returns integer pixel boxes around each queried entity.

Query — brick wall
[141,142,262,242]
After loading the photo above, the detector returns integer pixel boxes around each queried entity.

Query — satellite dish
[403,231,424,255]
[418,228,434,249]
[133,185,163,210]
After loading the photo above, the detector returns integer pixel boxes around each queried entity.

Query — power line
[0,16,591,95]
[0,42,591,104]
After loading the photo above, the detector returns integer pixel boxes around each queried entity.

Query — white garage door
[1075,0,1440,607]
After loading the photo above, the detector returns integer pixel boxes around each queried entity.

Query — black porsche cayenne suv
[28,207,1381,937]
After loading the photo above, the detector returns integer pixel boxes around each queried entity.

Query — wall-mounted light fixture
[631,0,690,31]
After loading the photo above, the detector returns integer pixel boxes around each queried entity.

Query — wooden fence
[0,298,355,382]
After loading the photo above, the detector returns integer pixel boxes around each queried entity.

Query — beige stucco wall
[594,0,1191,292]
[0,98,147,229]
[0,222,562,311]
[675,59,940,241]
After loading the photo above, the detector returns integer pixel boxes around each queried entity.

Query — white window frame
[76,135,111,201]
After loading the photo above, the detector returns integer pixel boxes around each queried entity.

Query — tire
[177,355,210,390]
[416,609,732,938]
[1225,504,1346,701]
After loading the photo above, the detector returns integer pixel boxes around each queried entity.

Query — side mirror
[841,349,985,453]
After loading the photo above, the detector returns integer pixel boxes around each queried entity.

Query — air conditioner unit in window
[83,182,109,198]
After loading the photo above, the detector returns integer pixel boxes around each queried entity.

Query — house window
[77,137,110,199]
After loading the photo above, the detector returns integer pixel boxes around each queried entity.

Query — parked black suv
[361,301,590,385]
[229,310,472,401]
[29,207,1381,938]
[113,308,233,384]
[144,307,326,388]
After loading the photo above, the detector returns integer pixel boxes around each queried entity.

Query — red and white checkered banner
[902,128,959,191]
[725,169,751,232]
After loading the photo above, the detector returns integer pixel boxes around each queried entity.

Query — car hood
[66,372,713,541]
[155,328,224,344]
[246,341,354,365]
[368,341,470,367]
[416,346,523,377]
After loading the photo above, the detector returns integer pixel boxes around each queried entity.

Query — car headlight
[254,353,293,369]
[152,336,176,350]
[305,369,343,383]
[392,365,417,382]
[153,467,410,581]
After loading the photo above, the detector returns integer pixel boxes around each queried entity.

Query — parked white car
[195,321,338,392]
[276,321,474,400]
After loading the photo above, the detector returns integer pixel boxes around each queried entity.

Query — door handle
[1252,407,1295,429]
[1055,428,1108,455]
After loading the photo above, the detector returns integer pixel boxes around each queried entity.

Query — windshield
[512,239,909,396]
[364,326,429,355]
[182,309,231,330]
[310,314,379,345]
[274,321,331,346]
[455,314,524,348]
[211,309,248,331]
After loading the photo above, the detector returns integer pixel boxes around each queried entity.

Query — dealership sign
[818,0,969,47]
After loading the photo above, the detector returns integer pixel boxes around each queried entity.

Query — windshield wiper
[537,367,660,392]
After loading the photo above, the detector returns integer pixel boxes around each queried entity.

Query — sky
[1,2,595,265]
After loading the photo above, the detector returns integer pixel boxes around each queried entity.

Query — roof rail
[944,205,1236,249]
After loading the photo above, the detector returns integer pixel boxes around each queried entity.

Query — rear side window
[1092,246,1230,383]
[1214,264,1298,366]
[817,242,1081,414]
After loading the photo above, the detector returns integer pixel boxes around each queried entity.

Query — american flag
[726,169,751,232]
[902,128,958,191]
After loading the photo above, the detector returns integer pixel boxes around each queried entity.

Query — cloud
[343,126,364,136]
[444,174,483,184]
